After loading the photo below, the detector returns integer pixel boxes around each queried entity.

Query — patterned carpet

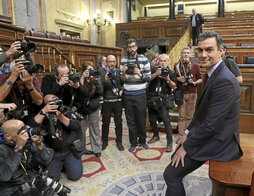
[59,114,212,196]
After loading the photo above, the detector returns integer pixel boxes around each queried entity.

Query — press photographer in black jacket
[0,119,53,196]
[100,55,124,151]
[147,54,177,152]
[73,61,103,157]
[30,94,83,182]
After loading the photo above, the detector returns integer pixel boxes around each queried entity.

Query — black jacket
[41,74,73,106]
[73,78,103,116]
[0,141,53,196]
[190,13,204,27]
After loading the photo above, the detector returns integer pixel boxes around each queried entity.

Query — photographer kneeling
[0,119,53,196]
[30,94,83,182]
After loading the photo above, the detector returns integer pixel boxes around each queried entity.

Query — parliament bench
[209,133,254,196]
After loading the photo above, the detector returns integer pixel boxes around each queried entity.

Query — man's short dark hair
[53,64,69,75]
[198,31,223,50]
[126,38,137,46]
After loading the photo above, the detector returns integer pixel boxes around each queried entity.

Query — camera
[125,63,137,75]
[184,74,195,88]
[15,59,44,74]
[17,125,43,137]
[31,170,71,196]
[160,67,170,78]
[68,72,82,83]
[89,69,100,78]
[108,72,118,80]
[4,109,25,120]
[50,98,63,107]
[19,39,37,53]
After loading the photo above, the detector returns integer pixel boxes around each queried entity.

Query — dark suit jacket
[190,13,204,27]
[183,61,243,162]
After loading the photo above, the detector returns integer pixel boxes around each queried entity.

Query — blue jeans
[47,150,83,181]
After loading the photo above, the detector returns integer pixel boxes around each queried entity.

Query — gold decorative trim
[57,10,83,24]
[55,19,84,29]
[11,0,16,24]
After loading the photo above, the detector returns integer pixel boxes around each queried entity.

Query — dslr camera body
[19,39,37,53]
[125,63,137,75]
[89,69,100,78]
[157,66,170,78]
[68,72,82,83]
[184,74,195,88]
[15,59,44,74]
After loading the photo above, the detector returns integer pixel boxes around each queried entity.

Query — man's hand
[19,70,33,88]
[105,73,110,81]
[58,74,69,86]
[171,134,188,168]
[177,76,186,83]
[42,101,59,114]
[121,65,128,73]
[171,146,187,168]
[1,103,17,111]
[31,135,44,150]
[11,61,24,78]
[15,131,29,151]
[156,68,162,76]
[6,41,21,57]
[134,67,141,77]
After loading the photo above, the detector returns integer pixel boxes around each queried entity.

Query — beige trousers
[178,93,197,135]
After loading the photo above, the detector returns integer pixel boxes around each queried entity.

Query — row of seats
[24,28,90,44]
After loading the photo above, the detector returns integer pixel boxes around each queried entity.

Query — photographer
[147,54,177,152]
[173,47,202,136]
[73,61,103,157]
[100,55,124,151]
[0,60,43,118]
[41,64,74,106]
[120,38,151,152]
[0,103,17,123]
[0,119,53,196]
[30,94,83,182]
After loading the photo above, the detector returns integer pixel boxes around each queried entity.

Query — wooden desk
[209,133,254,196]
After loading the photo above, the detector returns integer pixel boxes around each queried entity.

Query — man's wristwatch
[39,110,46,116]
[6,80,14,86]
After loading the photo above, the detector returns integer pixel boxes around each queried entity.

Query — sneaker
[147,136,160,144]
[116,143,125,151]
[140,143,148,150]
[128,146,137,152]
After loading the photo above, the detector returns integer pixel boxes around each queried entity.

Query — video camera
[68,72,82,83]
[89,69,100,78]
[125,63,137,75]
[15,59,44,74]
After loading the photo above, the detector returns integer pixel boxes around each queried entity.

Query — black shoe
[128,146,137,152]
[83,149,93,155]
[116,143,125,151]
[140,143,148,150]
[95,153,101,157]
[102,143,108,151]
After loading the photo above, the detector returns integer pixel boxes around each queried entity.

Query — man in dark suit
[190,8,204,46]
[163,31,243,196]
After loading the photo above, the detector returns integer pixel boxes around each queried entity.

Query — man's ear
[4,133,12,142]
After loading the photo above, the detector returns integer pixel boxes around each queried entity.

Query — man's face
[192,8,196,14]
[127,42,138,57]
[158,56,169,67]
[181,49,191,63]
[56,66,69,79]
[197,37,223,70]
[107,56,116,71]
[102,57,107,66]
